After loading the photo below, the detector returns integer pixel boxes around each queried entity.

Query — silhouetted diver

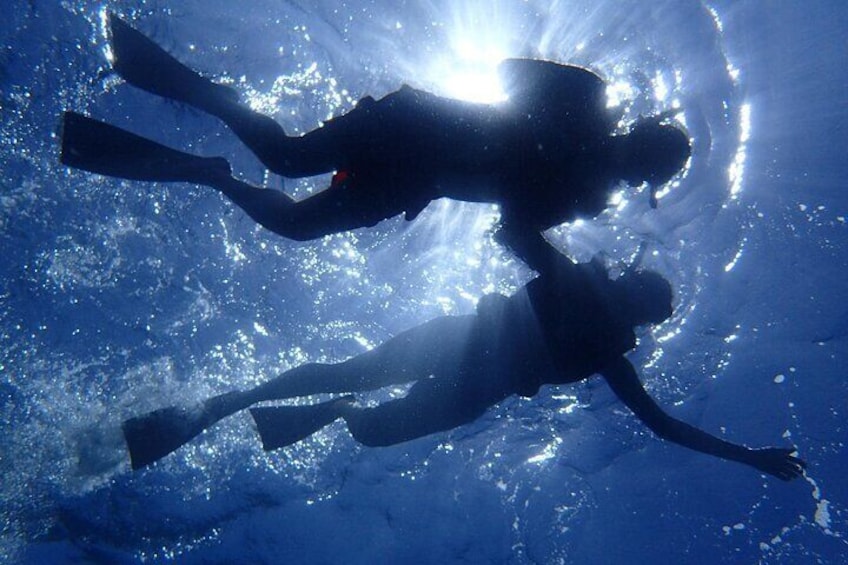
[60,15,691,265]
[123,255,805,481]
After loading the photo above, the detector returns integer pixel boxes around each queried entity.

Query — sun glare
[423,5,517,103]
[429,41,509,104]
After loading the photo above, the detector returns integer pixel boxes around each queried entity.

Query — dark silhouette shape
[60,15,691,265]
[123,256,805,481]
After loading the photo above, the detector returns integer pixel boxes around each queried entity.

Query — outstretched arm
[600,357,805,481]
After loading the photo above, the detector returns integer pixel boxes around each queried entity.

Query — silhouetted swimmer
[123,255,804,481]
[60,15,691,265]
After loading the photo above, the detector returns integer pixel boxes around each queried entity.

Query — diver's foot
[250,397,354,451]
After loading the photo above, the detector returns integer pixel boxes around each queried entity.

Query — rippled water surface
[1,1,846,562]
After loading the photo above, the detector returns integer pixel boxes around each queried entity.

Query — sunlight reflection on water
[0,0,766,561]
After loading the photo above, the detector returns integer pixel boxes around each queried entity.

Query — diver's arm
[600,357,806,481]
[495,222,592,286]
[495,223,566,276]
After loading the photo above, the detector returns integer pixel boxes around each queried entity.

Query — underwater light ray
[422,0,635,103]
[417,1,525,102]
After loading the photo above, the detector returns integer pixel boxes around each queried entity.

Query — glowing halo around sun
[420,2,523,103]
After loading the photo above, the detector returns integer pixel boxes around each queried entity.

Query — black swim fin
[250,396,354,451]
[60,111,231,183]
[122,391,247,470]
[109,14,238,113]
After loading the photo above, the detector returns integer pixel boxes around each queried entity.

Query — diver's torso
[477,268,636,395]
[340,86,615,229]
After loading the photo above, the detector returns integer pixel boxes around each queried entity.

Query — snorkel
[649,184,659,209]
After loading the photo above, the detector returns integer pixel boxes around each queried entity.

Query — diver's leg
[60,112,311,238]
[241,315,476,404]
[60,112,337,240]
[214,316,474,453]
[125,315,473,466]
[250,396,354,450]
[59,113,387,241]
[124,315,475,468]
[211,172,397,241]
[339,376,490,447]
[125,360,371,466]
[109,14,343,178]
[60,112,231,184]
[250,376,488,451]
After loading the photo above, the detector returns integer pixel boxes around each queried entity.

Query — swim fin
[60,111,231,183]
[109,14,238,113]
[122,391,246,470]
[250,396,354,451]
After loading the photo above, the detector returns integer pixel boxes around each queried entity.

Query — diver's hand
[746,447,806,481]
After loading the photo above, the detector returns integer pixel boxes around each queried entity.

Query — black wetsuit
[63,15,628,250]
[311,60,617,231]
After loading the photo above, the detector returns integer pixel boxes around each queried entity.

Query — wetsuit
[303,60,617,231]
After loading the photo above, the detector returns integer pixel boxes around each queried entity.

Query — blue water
[2,1,846,563]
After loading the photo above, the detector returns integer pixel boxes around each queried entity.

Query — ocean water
[1,1,846,563]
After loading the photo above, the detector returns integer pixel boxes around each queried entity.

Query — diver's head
[617,119,691,206]
[613,270,673,326]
